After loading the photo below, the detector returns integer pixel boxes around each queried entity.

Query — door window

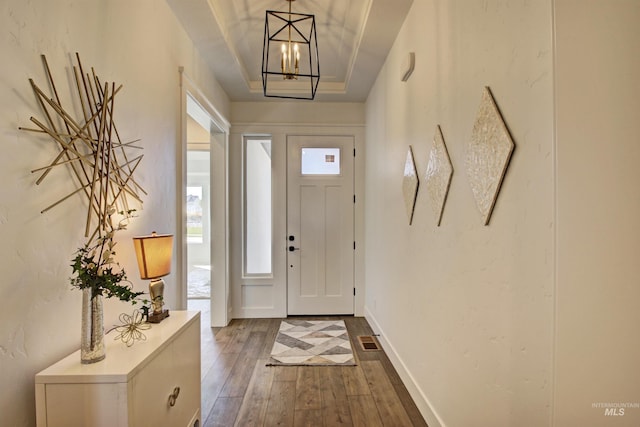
[301,148,341,175]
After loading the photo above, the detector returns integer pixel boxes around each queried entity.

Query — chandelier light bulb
[281,43,287,74]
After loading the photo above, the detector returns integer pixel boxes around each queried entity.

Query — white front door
[286,135,355,315]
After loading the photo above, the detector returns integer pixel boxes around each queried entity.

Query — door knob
[288,235,295,241]
[288,246,300,252]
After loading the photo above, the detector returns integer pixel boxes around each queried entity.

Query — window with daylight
[301,147,341,175]
[244,137,272,276]
[186,185,204,244]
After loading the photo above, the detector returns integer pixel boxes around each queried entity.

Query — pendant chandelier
[262,0,320,100]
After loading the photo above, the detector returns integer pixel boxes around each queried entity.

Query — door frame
[229,124,366,319]
[178,68,231,327]
[286,135,356,315]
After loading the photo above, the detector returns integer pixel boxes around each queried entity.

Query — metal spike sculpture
[20,54,145,242]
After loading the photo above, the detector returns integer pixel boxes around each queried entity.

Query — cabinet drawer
[40,383,128,427]
[131,339,175,425]
[171,319,201,425]
[130,317,201,427]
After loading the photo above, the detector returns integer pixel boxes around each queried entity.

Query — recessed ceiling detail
[166,0,413,101]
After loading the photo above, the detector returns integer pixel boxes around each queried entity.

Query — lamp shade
[133,233,173,280]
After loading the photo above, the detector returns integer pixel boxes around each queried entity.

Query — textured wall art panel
[402,145,419,225]
[465,87,515,225]
[425,125,453,226]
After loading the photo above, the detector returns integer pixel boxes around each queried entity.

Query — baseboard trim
[364,307,446,427]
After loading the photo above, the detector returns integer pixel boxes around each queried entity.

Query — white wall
[364,0,554,426]
[0,1,229,425]
[554,1,640,425]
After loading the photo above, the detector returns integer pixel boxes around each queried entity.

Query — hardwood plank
[201,352,240,419]
[361,360,413,427]
[295,367,322,411]
[376,357,429,427]
[264,380,296,426]
[348,395,384,427]
[259,318,281,358]
[342,365,370,396]
[198,311,233,376]
[200,323,217,349]
[272,365,299,382]
[344,317,373,337]
[220,331,265,397]
[233,358,275,427]
[213,319,242,350]
[200,334,218,379]
[319,365,354,426]
[222,319,254,354]
[366,347,429,427]
[203,397,242,427]
[294,409,323,427]
[251,316,274,333]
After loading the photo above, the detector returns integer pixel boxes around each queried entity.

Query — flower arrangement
[70,209,151,363]
[70,209,144,304]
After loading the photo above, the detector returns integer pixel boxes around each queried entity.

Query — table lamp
[133,232,174,323]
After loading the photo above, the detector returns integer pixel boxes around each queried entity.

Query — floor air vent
[357,335,381,351]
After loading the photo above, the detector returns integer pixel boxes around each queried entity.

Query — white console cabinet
[35,311,201,427]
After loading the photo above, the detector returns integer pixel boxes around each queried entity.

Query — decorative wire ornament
[112,310,151,347]
[19,53,146,245]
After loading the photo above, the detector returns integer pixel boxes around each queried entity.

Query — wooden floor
[189,300,427,427]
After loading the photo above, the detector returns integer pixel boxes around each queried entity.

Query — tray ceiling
[166,0,413,101]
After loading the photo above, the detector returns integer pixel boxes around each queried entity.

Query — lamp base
[147,309,169,323]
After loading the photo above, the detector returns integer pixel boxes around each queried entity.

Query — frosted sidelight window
[244,138,272,276]
[301,148,341,175]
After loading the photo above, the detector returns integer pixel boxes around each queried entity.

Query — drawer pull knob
[168,386,181,407]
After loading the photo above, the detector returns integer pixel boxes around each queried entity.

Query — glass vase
[80,287,106,364]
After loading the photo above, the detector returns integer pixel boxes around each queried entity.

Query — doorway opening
[186,124,211,301]
[179,71,230,327]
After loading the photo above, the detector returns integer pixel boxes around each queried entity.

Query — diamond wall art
[402,145,419,225]
[465,86,515,225]
[424,125,453,226]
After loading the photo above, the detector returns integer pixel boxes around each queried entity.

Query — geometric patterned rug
[266,319,357,366]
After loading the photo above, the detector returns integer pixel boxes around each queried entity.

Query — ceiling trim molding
[205,0,253,90]
[168,0,414,102]
[342,0,374,92]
